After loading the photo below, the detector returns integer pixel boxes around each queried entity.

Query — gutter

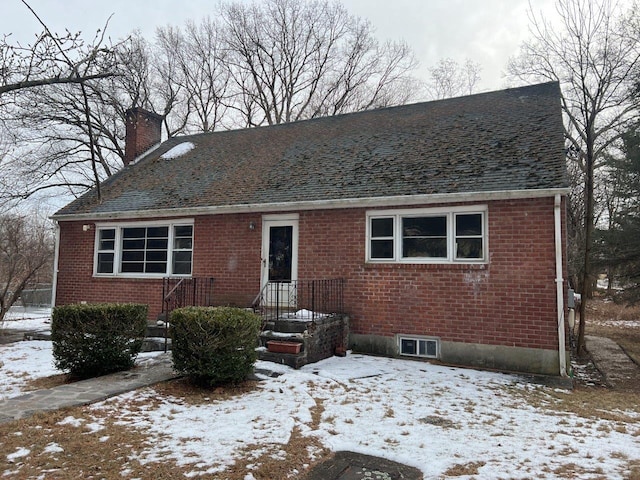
[51,187,570,222]
[50,221,61,309]
[554,194,567,377]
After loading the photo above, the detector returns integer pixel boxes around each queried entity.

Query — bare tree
[0,2,118,97]
[0,1,127,205]
[220,0,419,126]
[427,58,482,100]
[508,0,640,354]
[2,79,126,202]
[0,212,54,325]
[156,18,231,134]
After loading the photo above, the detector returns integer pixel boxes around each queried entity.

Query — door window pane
[269,226,293,282]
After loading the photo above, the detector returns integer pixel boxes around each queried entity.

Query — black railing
[253,279,345,322]
[162,277,215,316]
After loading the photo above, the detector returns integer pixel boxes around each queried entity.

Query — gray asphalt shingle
[55,82,567,218]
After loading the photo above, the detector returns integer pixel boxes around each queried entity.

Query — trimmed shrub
[171,306,261,387]
[52,303,148,378]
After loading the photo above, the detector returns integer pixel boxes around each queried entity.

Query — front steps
[258,314,349,369]
[142,323,171,352]
[142,314,349,368]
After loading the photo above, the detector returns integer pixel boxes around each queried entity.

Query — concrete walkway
[0,353,178,424]
[585,335,640,390]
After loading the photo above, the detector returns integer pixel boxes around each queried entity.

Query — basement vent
[399,336,439,359]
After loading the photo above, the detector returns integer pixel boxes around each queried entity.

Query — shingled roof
[54,82,568,219]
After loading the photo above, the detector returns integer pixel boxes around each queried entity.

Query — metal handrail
[251,282,270,310]
[254,278,345,324]
[163,278,186,303]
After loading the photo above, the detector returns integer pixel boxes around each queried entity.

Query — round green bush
[51,303,148,378]
[170,306,261,387]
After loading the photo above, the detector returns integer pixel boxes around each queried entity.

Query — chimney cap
[125,107,164,122]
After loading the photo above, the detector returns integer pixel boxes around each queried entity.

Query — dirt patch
[24,374,73,391]
[152,376,261,405]
[443,461,486,476]
[0,407,194,479]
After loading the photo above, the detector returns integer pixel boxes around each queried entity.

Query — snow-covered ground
[1,306,52,332]
[2,326,639,478]
[0,341,58,399]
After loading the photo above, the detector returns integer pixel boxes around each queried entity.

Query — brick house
[52,82,570,376]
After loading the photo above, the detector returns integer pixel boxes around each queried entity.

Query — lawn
[1,303,639,479]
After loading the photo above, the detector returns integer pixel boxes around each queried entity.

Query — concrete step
[259,331,303,347]
[272,318,310,333]
[146,324,169,338]
[258,349,306,369]
[142,336,171,352]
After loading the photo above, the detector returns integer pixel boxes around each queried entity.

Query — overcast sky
[1,0,561,92]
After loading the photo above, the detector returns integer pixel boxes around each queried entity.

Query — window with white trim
[95,221,193,276]
[399,336,439,358]
[367,206,487,263]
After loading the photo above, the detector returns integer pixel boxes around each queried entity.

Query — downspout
[554,195,567,377]
[50,221,61,309]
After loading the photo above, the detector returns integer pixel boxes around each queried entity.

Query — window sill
[363,262,487,270]
[93,274,192,280]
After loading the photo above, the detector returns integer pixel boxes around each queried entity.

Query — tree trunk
[577,142,596,357]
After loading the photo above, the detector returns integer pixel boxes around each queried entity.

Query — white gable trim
[52,187,569,221]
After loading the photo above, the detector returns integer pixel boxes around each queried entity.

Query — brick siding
[55,196,566,351]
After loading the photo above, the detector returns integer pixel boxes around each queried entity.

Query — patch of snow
[282,309,328,320]
[0,341,58,400]
[6,447,30,462]
[84,421,105,434]
[57,416,84,428]
[262,330,303,338]
[42,443,64,454]
[160,142,195,159]
[595,320,640,329]
[2,307,51,332]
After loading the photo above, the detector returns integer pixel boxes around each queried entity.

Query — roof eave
[51,187,570,222]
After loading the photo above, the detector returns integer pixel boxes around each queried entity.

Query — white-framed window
[398,336,439,358]
[94,220,193,277]
[366,206,487,263]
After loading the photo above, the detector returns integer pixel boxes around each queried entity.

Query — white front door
[261,215,299,308]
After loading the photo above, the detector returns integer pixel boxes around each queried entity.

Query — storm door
[261,216,299,308]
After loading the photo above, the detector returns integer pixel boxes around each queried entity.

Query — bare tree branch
[508,0,640,355]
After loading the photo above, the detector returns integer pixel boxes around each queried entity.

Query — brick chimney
[124,107,163,165]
